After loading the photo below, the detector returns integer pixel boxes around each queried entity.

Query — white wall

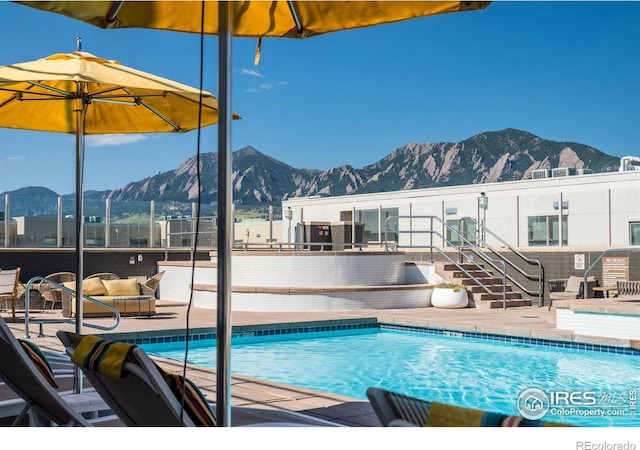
[283,171,640,249]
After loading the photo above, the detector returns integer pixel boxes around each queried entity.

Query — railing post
[429,216,434,263]
[502,261,507,310]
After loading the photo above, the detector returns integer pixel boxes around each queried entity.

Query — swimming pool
[141,326,640,427]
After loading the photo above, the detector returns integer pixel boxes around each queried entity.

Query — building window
[528,215,567,246]
[446,219,477,247]
[356,207,398,244]
[630,222,640,245]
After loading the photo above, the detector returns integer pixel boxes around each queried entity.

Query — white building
[282,168,640,249]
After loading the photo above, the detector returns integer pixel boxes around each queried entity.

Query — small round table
[592,286,618,298]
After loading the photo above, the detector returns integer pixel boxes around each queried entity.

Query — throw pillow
[565,276,582,293]
[82,277,107,296]
[62,277,107,296]
[102,278,140,296]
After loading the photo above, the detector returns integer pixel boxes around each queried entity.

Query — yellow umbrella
[0,48,224,133]
[0,43,236,357]
[17,1,491,426]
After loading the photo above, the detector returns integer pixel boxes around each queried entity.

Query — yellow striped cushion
[426,402,568,427]
[71,335,134,379]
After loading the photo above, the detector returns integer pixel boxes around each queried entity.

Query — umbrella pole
[73,97,87,394]
[216,1,233,428]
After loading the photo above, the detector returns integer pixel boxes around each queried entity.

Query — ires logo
[517,389,597,420]
[517,388,631,421]
[549,391,598,406]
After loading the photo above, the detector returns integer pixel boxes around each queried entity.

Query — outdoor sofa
[62,276,156,318]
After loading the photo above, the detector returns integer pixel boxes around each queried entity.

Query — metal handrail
[385,215,510,308]
[459,216,545,306]
[24,276,121,339]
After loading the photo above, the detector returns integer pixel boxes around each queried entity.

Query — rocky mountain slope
[1,129,622,218]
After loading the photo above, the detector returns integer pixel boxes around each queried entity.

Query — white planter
[431,288,469,309]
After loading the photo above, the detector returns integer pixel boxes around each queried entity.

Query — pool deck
[2,297,639,427]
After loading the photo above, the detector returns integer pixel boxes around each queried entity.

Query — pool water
[142,328,640,427]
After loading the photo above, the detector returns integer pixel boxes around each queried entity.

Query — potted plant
[431,282,469,309]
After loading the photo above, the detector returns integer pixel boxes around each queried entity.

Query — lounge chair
[56,331,334,427]
[85,272,120,281]
[548,275,600,309]
[366,387,569,427]
[139,270,165,297]
[38,271,76,311]
[0,317,110,426]
[0,268,21,322]
[57,330,216,426]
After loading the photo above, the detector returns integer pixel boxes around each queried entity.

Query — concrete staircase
[436,262,532,309]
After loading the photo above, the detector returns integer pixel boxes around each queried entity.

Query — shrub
[435,282,466,293]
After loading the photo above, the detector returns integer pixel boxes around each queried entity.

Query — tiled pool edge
[99,317,379,344]
[379,323,640,356]
[100,317,640,357]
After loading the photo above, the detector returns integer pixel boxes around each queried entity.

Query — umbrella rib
[88,94,166,106]
[136,98,180,131]
[29,81,70,97]
[0,92,19,109]
[88,85,169,103]
[287,1,303,33]
[89,86,129,96]
[118,86,180,130]
[106,1,124,23]
[0,85,67,100]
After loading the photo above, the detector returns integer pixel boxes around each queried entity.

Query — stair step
[474,298,533,309]
[462,277,503,286]
[442,263,482,271]
[437,263,532,308]
[468,285,512,293]
[451,270,493,279]
[473,292,523,301]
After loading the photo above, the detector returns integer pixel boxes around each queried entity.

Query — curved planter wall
[229,251,406,287]
[159,251,431,311]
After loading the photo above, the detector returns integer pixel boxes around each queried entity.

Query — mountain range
[1,128,622,219]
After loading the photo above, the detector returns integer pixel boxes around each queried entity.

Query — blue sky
[0,1,639,195]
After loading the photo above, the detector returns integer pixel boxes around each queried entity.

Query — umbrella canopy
[17,0,491,426]
[16,1,490,37]
[0,49,225,133]
[0,46,233,388]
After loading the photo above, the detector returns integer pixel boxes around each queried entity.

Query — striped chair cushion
[426,401,564,427]
[71,335,216,426]
[159,368,217,427]
[19,339,58,388]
